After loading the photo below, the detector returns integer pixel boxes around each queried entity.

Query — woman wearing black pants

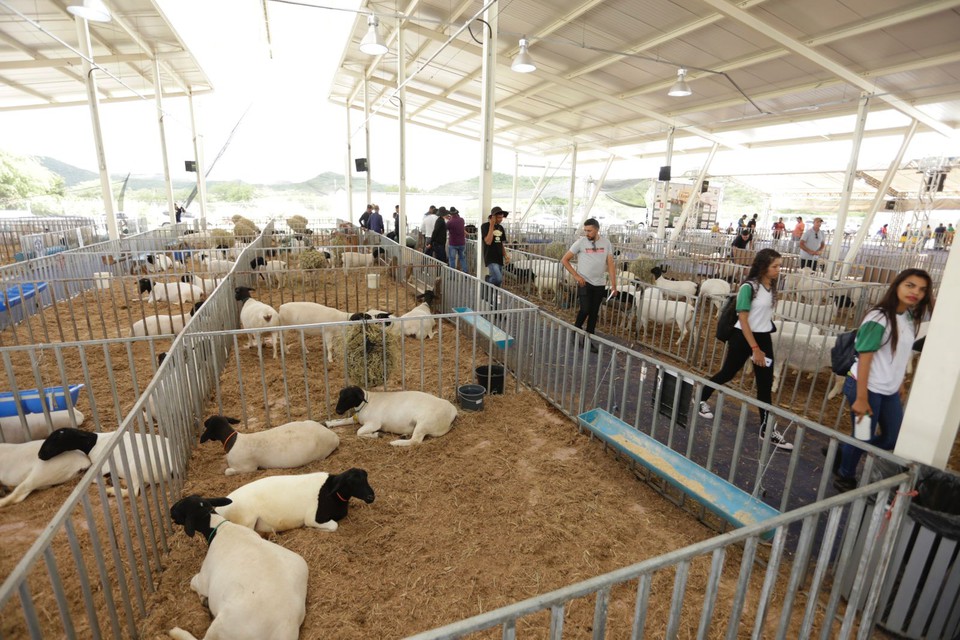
[697,248,793,450]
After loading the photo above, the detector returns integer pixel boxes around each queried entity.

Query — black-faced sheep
[168,495,308,640]
[215,468,375,533]
[200,415,339,475]
[335,385,457,446]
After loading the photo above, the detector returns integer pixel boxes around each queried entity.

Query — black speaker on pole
[701,180,710,193]
[884,200,896,210]
[355,158,368,172]
[936,172,947,192]
[658,165,671,182]
[184,160,197,172]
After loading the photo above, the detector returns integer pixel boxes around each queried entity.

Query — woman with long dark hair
[697,248,793,450]
[834,268,934,491]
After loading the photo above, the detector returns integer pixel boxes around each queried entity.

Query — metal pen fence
[0,216,98,265]
[0,219,929,639]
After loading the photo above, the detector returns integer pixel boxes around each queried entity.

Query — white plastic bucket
[93,272,112,290]
[366,273,380,289]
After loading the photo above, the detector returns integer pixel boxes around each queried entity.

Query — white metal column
[153,58,175,225]
[397,24,407,244]
[364,75,372,211]
[668,143,718,250]
[657,127,675,239]
[511,152,519,216]
[187,90,208,231]
[346,103,354,225]
[476,7,497,280]
[566,143,578,225]
[897,245,960,468]
[840,120,918,280]
[828,93,871,267]
[582,155,614,222]
[75,18,118,240]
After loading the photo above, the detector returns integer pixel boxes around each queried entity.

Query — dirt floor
[0,257,951,639]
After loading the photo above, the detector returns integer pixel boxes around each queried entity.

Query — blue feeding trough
[0,282,49,313]
[453,307,514,349]
[0,384,85,417]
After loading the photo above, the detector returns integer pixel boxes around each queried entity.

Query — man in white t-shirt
[420,206,437,255]
[798,217,826,270]
[561,218,617,351]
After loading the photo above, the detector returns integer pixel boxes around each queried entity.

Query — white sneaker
[761,428,794,451]
[698,402,714,419]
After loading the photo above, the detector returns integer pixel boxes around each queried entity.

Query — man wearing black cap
[731,226,753,251]
[481,207,510,285]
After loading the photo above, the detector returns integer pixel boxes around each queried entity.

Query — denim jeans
[448,245,467,271]
[487,263,503,287]
[838,376,904,478]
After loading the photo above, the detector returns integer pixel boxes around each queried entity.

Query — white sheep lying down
[200,415,339,475]
[216,468,375,533]
[398,290,438,340]
[38,427,174,497]
[335,386,457,446]
[0,434,91,507]
[0,408,84,444]
[169,495,308,640]
[132,301,203,337]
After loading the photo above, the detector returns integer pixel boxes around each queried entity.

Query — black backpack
[831,330,858,376]
[715,281,756,343]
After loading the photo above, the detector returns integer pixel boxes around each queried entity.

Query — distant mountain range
[34,156,557,196]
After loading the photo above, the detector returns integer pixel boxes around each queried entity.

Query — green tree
[0,149,63,208]
[209,181,255,202]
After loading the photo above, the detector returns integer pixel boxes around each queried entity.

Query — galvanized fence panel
[0,220,928,640]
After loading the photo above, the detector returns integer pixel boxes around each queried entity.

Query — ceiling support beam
[397,21,408,244]
[345,101,354,226]
[476,4,497,284]
[363,74,372,208]
[699,0,955,137]
[840,120,918,280]
[669,143,719,251]
[658,127,676,239]
[187,90,209,231]
[567,143,578,225]
[897,244,960,468]
[582,155,614,223]
[75,16,117,241]
[153,56,175,225]
[828,94,870,267]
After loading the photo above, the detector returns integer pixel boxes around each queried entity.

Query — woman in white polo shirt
[834,268,935,491]
[697,248,793,450]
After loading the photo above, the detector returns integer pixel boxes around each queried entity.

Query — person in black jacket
[428,207,449,263]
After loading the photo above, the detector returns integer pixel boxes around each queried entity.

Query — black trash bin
[475,365,505,394]
[842,462,960,639]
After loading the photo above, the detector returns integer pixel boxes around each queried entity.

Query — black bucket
[457,384,486,411]
[475,364,505,394]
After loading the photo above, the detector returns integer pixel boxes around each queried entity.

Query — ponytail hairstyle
[872,268,935,351]
[744,248,782,307]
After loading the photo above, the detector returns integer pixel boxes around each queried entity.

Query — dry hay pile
[298,249,329,270]
[286,215,309,234]
[231,215,260,238]
[542,241,568,260]
[628,256,658,283]
[209,228,235,248]
[344,321,399,386]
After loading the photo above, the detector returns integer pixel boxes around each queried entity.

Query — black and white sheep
[168,495,308,640]
[335,385,457,446]
[277,301,372,361]
[215,468,375,533]
[139,278,205,304]
[398,290,437,340]
[0,432,92,507]
[200,415,339,475]
[131,301,203,337]
[38,427,173,497]
[341,247,385,269]
[650,265,698,299]
[235,287,282,359]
